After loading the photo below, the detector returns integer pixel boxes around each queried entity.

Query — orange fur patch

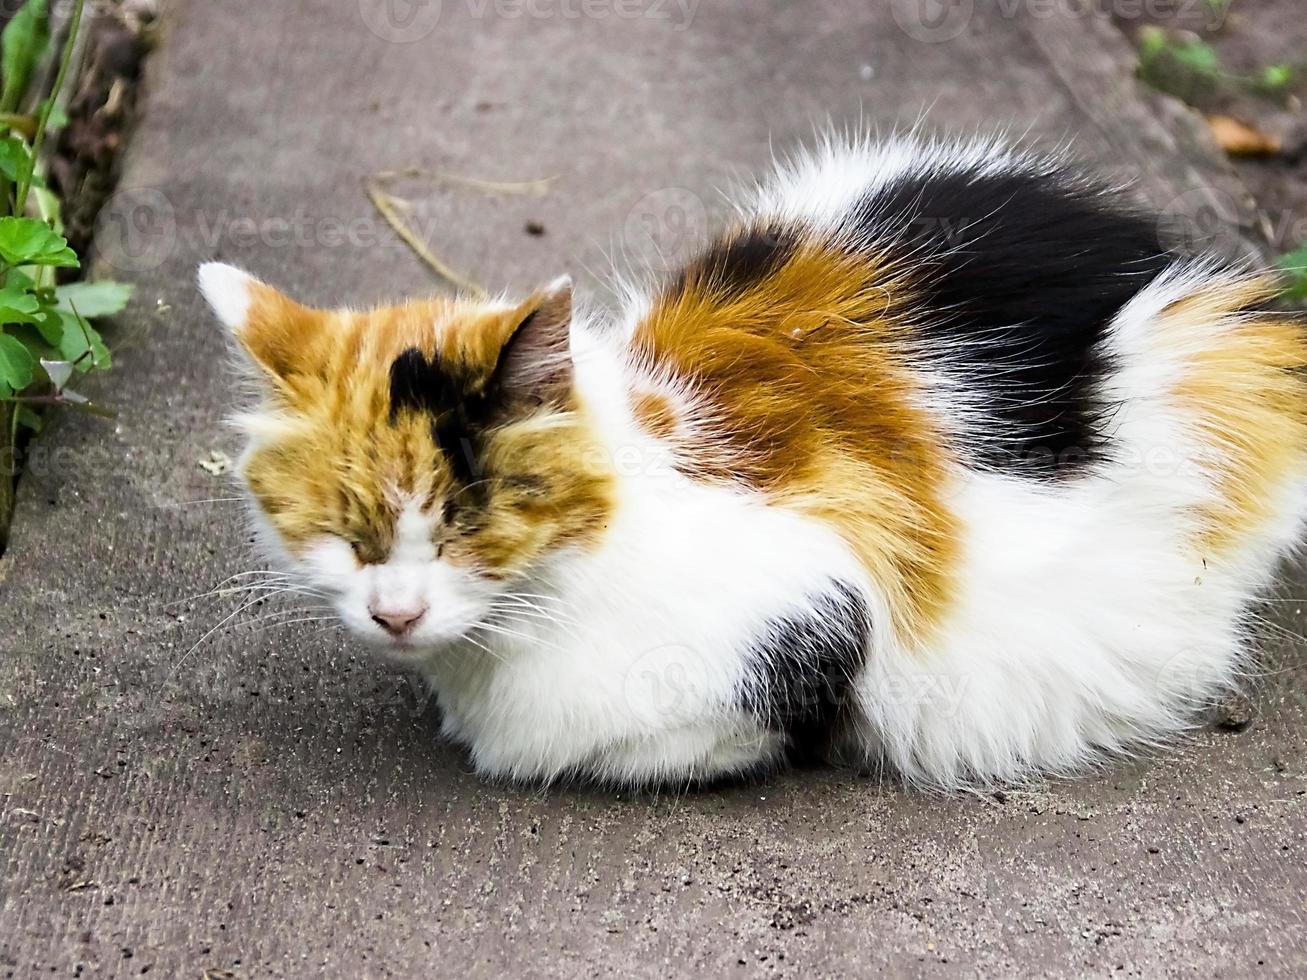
[1163,278,1307,557]
[630,390,680,442]
[237,287,614,575]
[634,238,958,644]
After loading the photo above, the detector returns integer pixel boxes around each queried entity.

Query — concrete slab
[1,0,1303,975]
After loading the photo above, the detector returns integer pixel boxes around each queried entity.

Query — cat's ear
[197,262,326,381]
[494,275,574,408]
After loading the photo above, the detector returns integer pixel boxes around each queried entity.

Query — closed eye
[347,536,387,565]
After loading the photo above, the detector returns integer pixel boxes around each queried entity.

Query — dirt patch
[51,3,156,262]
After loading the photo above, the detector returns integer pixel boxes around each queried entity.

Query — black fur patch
[851,166,1172,476]
[741,583,870,766]
[668,223,799,301]
[388,347,448,419]
[388,347,489,485]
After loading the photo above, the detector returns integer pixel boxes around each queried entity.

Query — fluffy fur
[199,133,1307,789]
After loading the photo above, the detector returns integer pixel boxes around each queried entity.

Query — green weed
[0,0,133,544]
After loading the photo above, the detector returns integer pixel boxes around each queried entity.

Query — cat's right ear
[197,262,325,381]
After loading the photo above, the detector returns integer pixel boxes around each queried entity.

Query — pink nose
[369,604,427,638]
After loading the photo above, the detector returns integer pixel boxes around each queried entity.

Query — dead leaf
[1207,115,1281,156]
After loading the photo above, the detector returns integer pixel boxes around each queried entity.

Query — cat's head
[197,263,614,655]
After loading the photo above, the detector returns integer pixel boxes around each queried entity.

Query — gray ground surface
[2,0,1305,976]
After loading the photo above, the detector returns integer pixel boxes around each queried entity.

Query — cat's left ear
[494,275,574,408]
[197,262,260,334]
[197,262,327,382]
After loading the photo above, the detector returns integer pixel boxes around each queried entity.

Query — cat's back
[625,133,1307,525]
[630,134,1269,477]
[613,134,1307,783]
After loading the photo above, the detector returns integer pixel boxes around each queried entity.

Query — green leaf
[1170,38,1221,77]
[36,97,66,130]
[32,184,62,234]
[1261,64,1294,91]
[0,284,39,323]
[0,332,35,389]
[14,403,41,431]
[1137,25,1167,63]
[0,136,42,186]
[7,320,52,358]
[0,216,78,268]
[1279,245,1307,301]
[1136,29,1226,105]
[32,306,62,344]
[55,310,109,370]
[1,0,50,114]
[55,281,133,318]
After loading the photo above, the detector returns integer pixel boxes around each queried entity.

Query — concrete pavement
[1,0,1303,975]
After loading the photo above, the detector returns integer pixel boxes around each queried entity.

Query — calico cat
[198,134,1307,788]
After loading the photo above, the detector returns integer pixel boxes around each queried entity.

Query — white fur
[318,323,871,783]
[423,330,874,783]
[854,260,1307,786]
[749,131,1062,241]
[197,262,255,331]
[299,500,498,652]
[206,136,1307,789]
